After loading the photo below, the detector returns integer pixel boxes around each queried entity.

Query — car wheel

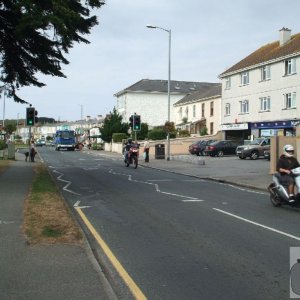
[239,155,246,159]
[217,150,224,157]
[196,152,200,156]
[250,151,259,160]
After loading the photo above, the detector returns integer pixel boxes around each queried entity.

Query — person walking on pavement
[143,138,150,163]
[30,141,36,162]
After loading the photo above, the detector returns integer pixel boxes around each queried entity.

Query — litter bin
[155,144,165,159]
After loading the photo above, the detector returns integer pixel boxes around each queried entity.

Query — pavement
[0,149,271,300]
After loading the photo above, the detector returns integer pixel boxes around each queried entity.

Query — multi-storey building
[173,84,221,135]
[114,79,220,127]
[219,27,300,140]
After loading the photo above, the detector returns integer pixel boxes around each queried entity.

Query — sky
[2,0,300,122]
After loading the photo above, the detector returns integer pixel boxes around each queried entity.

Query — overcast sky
[2,0,300,122]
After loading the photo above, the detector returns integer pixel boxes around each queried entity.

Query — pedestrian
[30,141,36,162]
[143,138,150,163]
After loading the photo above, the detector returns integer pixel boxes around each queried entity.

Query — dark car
[188,140,217,156]
[204,140,243,157]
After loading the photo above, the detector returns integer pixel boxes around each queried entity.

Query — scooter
[124,145,139,169]
[268,167,300,207]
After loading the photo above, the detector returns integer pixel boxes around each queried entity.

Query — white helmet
[283,144,294,157]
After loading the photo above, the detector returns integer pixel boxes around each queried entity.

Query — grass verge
[23,163,83,245]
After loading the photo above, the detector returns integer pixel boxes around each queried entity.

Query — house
[219,27,300,140]
[174,84,222,135]
[114,79,220,127]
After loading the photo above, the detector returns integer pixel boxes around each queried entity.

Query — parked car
[264,149,270,160]
[236,137,270,160]
[204,140,243,157]
[188,140,217,156]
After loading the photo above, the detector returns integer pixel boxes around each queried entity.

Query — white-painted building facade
[219,27,300,140]
[114,79,220,127]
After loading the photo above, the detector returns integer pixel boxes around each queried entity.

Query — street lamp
[146,24,171,161]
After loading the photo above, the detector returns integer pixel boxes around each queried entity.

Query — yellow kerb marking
[76,207,147,300]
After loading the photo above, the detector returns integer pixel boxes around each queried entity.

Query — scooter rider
[277,144,300,202]
[124,138,133,162]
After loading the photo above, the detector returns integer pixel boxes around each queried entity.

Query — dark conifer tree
[0,0,105,103]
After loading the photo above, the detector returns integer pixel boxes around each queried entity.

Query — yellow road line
[76,207,147,300]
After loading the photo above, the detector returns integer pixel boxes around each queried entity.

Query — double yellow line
[76,207,147,300]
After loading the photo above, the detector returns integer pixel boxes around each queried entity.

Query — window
[185,106,189,119]
[225,103,230,116]
[210,122,214,135]
[210,101,214,116]
[261,65,271,81]
[285,58,296,75]
[178,107,182,119]
[260,96,271,111]
[241,71,249,85]
[225,77,231,89]
[240,100,249,114]
[201,103,205,118]
[193,105,196,118]
[283,92,296,109]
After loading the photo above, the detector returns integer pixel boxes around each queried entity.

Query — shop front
[220,123,251,140]
[251,120,300,137]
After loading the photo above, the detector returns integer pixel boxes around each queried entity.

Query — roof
[114,79,220,97]
[220,32,300,77]
[174,84,222,106]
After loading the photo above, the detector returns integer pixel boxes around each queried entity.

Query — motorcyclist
[124,138,133,162]
[276,144,300,202]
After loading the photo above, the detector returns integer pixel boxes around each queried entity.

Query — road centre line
[75,207,147,300]
[213,208,300,241]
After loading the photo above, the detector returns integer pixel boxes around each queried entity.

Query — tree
[100,108,129,143]
[0,0,105,103]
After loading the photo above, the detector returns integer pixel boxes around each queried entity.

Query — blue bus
[54,130,76,151]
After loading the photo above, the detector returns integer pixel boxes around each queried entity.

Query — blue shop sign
[251,120,300,129]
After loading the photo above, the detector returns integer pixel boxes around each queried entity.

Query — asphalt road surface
[38,147,300,300]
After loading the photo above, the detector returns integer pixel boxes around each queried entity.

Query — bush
[92,143,104,150]
[200,127,208,136]
[112,133,128,143]
[178,130,190,137]
[148,128,166,140]
[0,140,6,150]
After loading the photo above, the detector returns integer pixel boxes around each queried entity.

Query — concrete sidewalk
[0,152,116,300]
[139,154,272,192]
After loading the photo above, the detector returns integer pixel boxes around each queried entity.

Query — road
[38,147,300,299]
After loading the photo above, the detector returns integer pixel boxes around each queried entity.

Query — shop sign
[220,123,248,130]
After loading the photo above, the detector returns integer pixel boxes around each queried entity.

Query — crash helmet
[127,138,132,144]
[283,144,294,157]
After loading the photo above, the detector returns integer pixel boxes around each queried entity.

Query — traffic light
[26,107,35,126]
[35,110,39,124]
[129,115,133,128]
[133,115,141,131]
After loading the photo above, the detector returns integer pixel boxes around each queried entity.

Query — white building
[219,27,300,140]
[114,79,220,127]
[174,84,222,135]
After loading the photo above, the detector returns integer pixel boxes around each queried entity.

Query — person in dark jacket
[277,144,300,202]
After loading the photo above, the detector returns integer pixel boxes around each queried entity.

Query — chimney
[279,27,291,46]
[86,115,91,121]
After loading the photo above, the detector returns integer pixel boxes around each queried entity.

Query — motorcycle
[124,145,139,169]
[268,167,300,207]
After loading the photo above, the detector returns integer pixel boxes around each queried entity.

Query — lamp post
[146,24,171,161]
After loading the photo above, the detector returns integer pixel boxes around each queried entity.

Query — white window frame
[225,77,231,89]
[192,105,196,118]
[261,65,271,81]
[285,58,296,75]
[260,96,271,111]
[240,100,249,114]
[185,106,189,119]
[283,92,296,109]
[178,107,182,120]
[241,71,249,86]
[225,103,230,116]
